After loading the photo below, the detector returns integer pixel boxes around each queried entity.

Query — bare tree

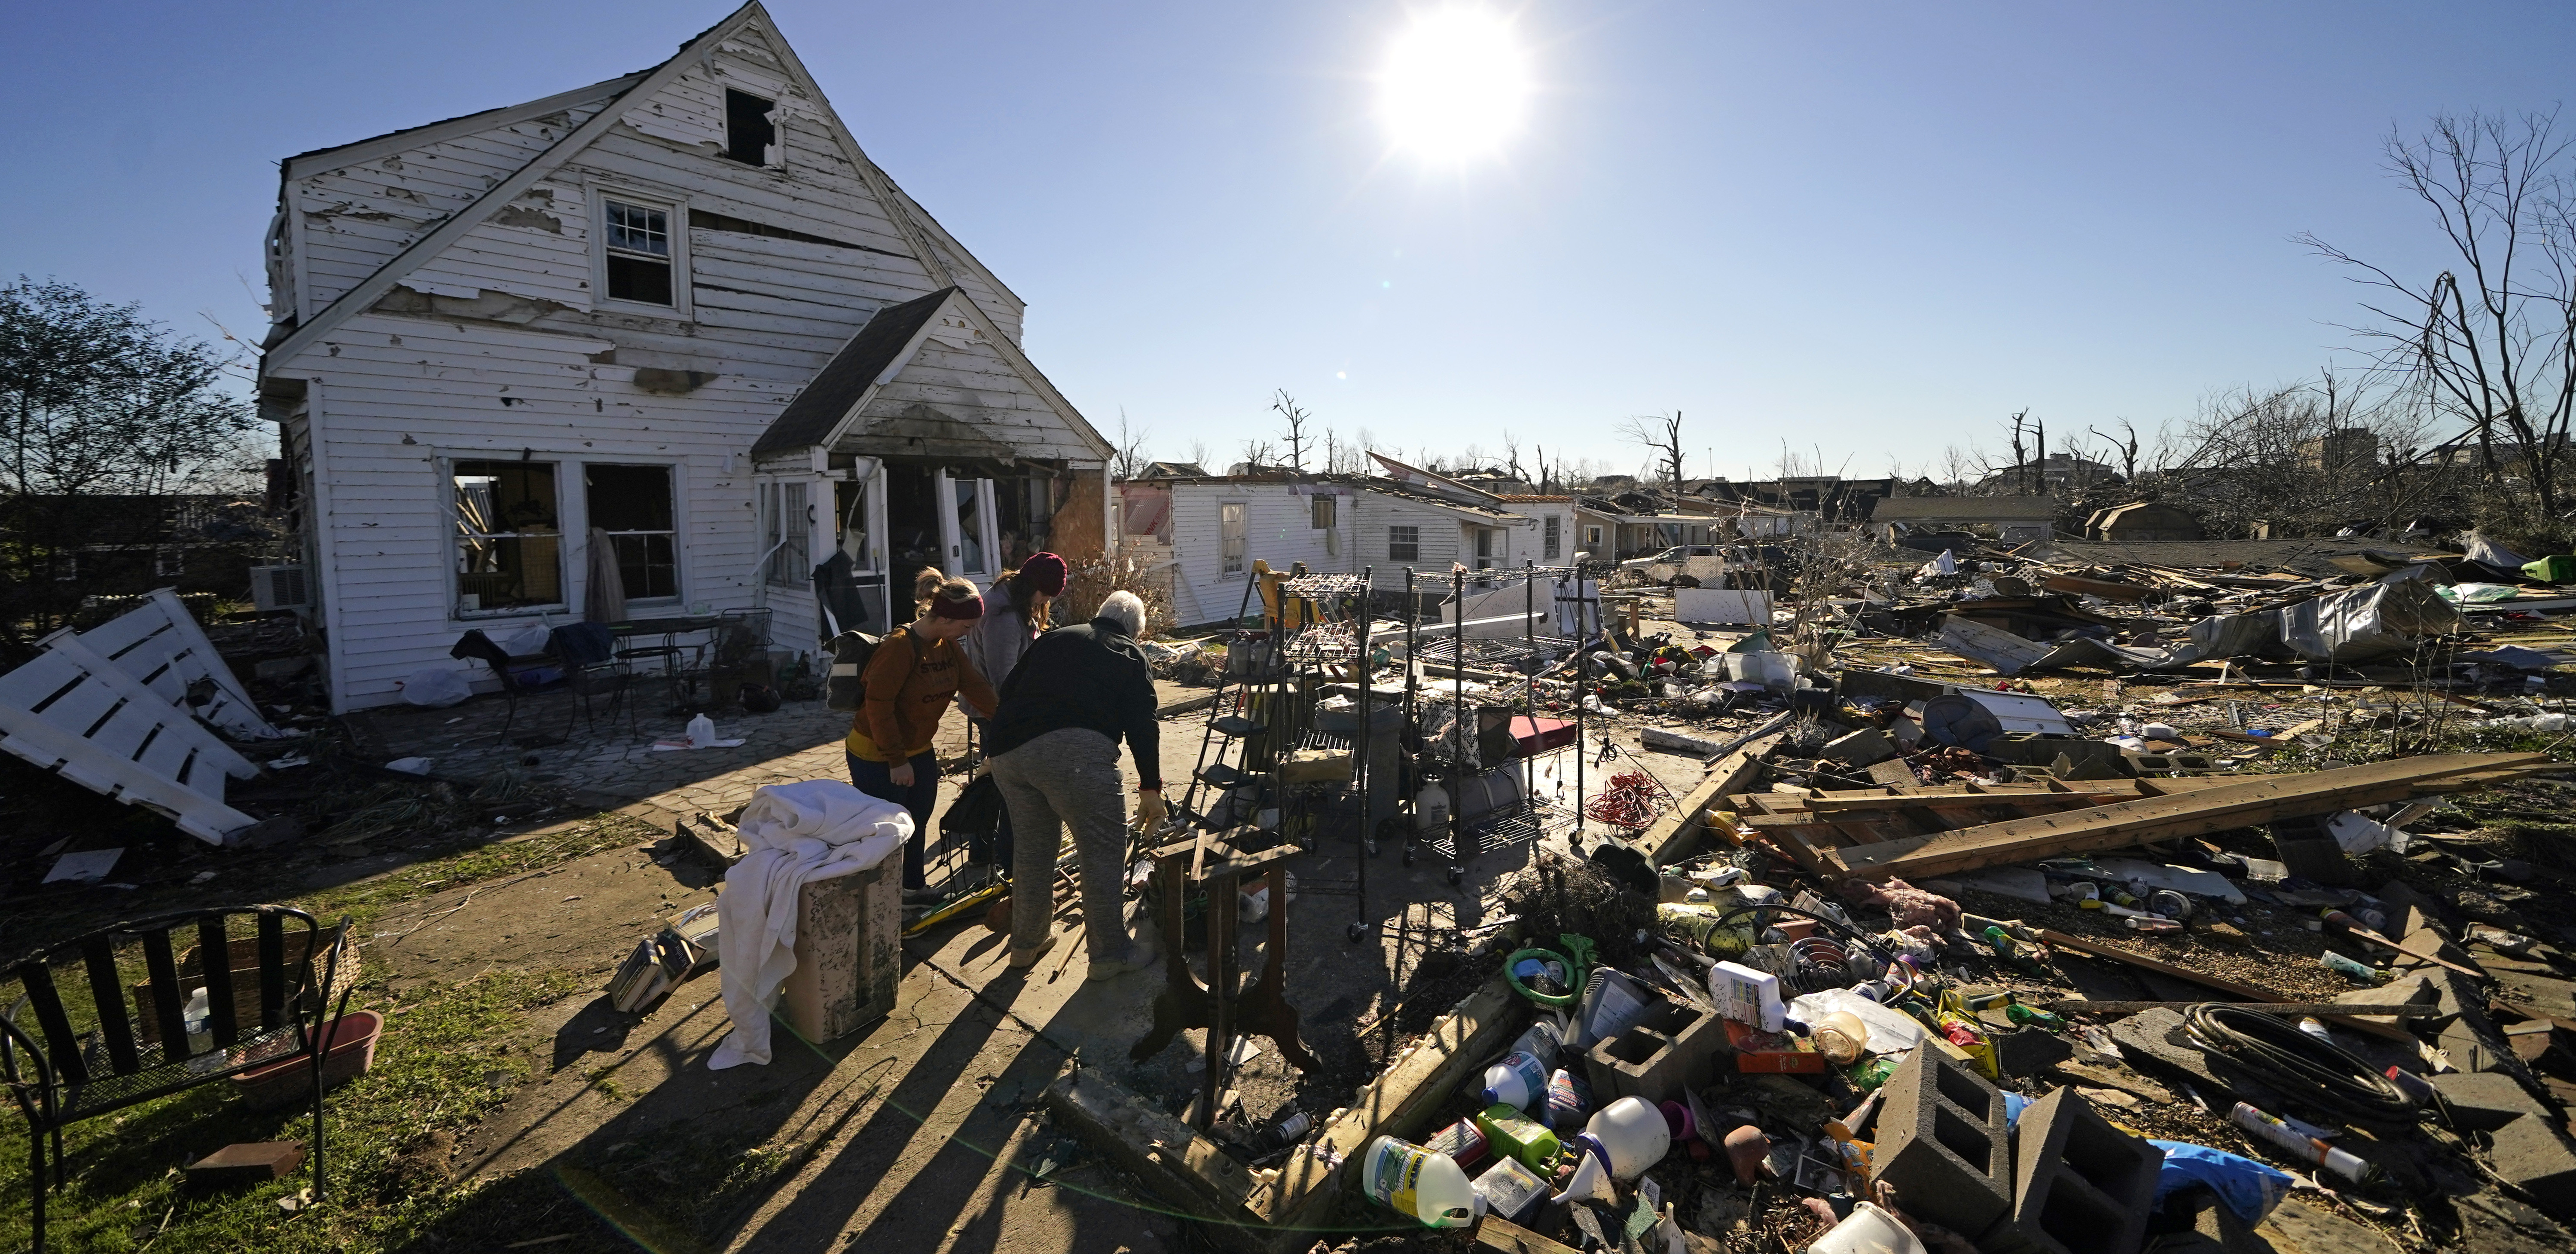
[1186,438,1211,471]
[2301,110,2576,517]
[1270,390,1313,472]
[1110,407,1152,481]
[1238,438,1278,471]
[1616,411,1687,496]
[2159,371,2446,538]
[1499,430,1529,484]
[2091,419,2141,483]
[2003,410,2032,494]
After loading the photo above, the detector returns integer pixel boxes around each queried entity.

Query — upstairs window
[603,199,675,306]
[725,89,778,165]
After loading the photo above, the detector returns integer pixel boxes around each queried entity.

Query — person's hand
[1134,789,1167,832]
[889,760,916,788]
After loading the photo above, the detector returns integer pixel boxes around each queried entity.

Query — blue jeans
[849,750,938,890]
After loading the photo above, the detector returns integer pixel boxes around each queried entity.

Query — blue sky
[3,1,2570,480]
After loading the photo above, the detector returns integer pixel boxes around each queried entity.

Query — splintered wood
[1737,753,2552,883]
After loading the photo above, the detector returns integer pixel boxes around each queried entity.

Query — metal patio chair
[3,905,353,1251]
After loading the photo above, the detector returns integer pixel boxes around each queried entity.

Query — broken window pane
[455,460,564,613]
[764,480,810,587]
[605,201,669,255]
[724,89,777,165]
[953,477,986,574]
[586,464,678,600]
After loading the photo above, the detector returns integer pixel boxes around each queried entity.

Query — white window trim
[447,455,571,621]
[581,459,686,606]
[1219,501,1248,578]
[587,184,693,319]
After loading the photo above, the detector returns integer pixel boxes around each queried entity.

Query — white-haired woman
[983,590,1164,976]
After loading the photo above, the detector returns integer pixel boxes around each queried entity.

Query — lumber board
[1254,976,1523,1227]
[2037,929,2414,1042]
[1046,1067,1273,1243]
[1475,1217,1585,1254]
[1833,753,2545,882]
[2041,1000,2432,1018]
[1641,732,1780,864]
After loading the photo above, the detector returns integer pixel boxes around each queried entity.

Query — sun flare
[1378,7,1531,163]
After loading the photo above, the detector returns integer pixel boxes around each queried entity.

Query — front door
[826,459,891,634]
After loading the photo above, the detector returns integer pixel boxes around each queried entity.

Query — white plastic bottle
[1360,1135,1481,1228]
[1577,1096,1673,1180]
[1478,1019,1562,1109]
[687,712,717,748]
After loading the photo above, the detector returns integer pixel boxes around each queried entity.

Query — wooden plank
[2036,929,2415,1042]
[2040,1000,2432,1018]
[1640,732,1780,865]
[1476,1217,1586,1254]
[1255,977,1523,1226]
[1835,754,2545,882]
[1045,1067,1273,1245]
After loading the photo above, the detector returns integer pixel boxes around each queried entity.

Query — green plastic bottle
[1474,1103,1563,1172]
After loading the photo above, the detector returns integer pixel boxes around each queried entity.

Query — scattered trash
[42,849,123,885]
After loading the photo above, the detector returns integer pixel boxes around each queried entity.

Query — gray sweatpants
[992,727,1132,957]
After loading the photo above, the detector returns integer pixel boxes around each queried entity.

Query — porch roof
[749,288,953,459]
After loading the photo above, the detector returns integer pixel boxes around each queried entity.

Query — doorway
[887,465,938,623]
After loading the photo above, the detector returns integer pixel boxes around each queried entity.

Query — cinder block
[2433,1071,2548,1132]
[1991,1026,2073,1078]
[1582,997,1724,1104]
[1872,1043,2013,1236]
[1982,1087,2161,1254]
[2488,1113,2576,1217]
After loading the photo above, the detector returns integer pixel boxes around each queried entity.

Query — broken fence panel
[64,587,283,740]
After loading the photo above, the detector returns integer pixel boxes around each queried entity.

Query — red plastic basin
[228,1010,383,1110]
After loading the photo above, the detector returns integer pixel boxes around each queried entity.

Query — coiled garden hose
[2179,1002,2416,1125]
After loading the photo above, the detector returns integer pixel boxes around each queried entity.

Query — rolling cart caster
[1446,865,1465,886]
[1346,921,1367,944]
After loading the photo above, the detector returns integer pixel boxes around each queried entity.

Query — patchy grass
[0,811,656,1253]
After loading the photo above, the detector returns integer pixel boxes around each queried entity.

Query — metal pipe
[1355,567,1372,936]
[1451,567,1465,865]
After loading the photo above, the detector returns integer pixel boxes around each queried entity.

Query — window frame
[589,186,692,318]
[1219,501,1247,577]
[1387,523,1419,563]
[155,550,185,578]
[583,462,683,604]
[1544,514,1561,560]
[723,88,779,167]
[450,456,570,619]
[761,478,814,589]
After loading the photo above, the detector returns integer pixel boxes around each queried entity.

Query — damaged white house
[257,3,1111,712]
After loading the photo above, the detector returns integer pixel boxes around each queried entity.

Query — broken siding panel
[294,106,609,312]
[305,315,771,707]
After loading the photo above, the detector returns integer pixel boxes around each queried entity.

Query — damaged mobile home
[255,2,1111,712]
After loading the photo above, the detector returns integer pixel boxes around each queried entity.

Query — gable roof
[280,72,645,180]
[750,289,951,458]
[263,2,1019,376]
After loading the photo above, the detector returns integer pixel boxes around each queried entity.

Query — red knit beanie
[930,591,985,620]
[1020,551,1069,596]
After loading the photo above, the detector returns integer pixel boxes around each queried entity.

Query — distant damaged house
[1868,495,2062,547]
[256,3,1110,711]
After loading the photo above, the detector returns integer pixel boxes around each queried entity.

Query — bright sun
[1378,6,1531,163]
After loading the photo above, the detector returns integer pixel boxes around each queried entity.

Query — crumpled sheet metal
[2274,575,2462,661]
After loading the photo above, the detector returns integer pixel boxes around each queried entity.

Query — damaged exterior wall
[259,6,1099,710]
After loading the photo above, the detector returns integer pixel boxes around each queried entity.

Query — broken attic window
[455,460,564,613]
[725,89,777,165]
[603,199,675,306]
[586,464,679,599]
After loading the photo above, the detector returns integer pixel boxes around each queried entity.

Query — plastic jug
[1414,784,1451,833]
[1478,1019,1562,1109]
[1544,1067,1591,1130]
[1807,1202,1926,1254]
[1474,1104,1562,1172]
[687,712,717,749]
[1359,1135,1480,1228]
[1577,1096,1672,1180]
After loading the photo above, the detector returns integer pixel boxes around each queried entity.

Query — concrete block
[1820,726,1895,767]
[1872,1042,2013,1236]
[1984,1087,2161,1254]
[184,1141,305,1188]
[781,862,899,1043]
[1991,1026,2074,1079]
[1582,997,1725,1105]
[2487,1113,2576,1218]
[2432,1071,2549,1132]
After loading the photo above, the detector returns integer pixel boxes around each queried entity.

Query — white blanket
[706,780,910,1069]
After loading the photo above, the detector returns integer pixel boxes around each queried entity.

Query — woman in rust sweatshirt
[850,571,997,899]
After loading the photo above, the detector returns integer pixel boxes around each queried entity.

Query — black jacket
[987,618,1162,789]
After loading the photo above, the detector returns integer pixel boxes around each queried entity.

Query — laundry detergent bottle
[1477,1018,1563,1110]
[1359,1136,1481,1228]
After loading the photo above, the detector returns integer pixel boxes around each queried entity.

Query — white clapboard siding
[1160,484,1356,627]
[69,589,282,740]
[0,633,261,844]
[272,12,1087,709]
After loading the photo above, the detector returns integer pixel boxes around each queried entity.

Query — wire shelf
[1412,800,1567,863]
[1281,574,1374,598]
